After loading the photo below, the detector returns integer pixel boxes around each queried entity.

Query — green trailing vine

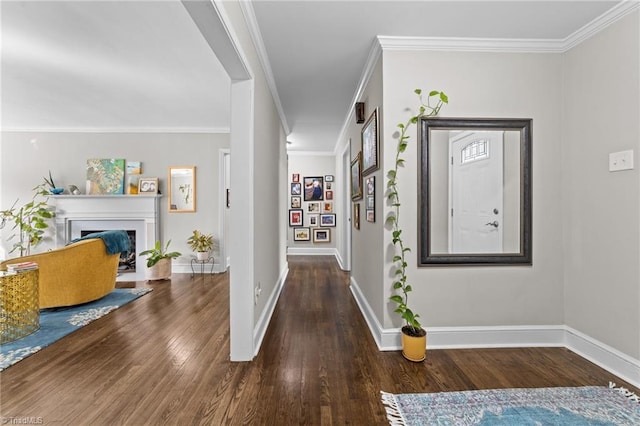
[387,89,448,336]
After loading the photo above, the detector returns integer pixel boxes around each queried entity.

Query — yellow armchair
[0,239,119,308]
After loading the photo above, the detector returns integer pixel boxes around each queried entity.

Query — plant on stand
[0,184,55,257]
[139,240,181,281]
[387,89,448,361]
[187,229,214,261]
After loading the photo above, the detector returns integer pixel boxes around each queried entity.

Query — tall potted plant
[387,89,448,361]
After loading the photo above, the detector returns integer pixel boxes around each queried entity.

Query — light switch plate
[609,150,634,172]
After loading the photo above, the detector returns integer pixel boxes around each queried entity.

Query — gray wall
[0,131,229,268]
[381,49,565,330]
[562,11,640,358]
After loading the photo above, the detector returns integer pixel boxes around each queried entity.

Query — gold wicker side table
[0,269,40,343]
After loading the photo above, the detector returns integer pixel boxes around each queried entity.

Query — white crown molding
[377,35,565,53]
[332,39,383,155]
[239,1,291,136]
[1,127,230,134]
[377,2,639,54]
[562,0,640,51]
[286,150,337,157]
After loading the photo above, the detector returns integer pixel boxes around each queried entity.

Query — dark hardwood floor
[1,255,637,425]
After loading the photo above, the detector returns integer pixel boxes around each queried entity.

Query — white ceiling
[1,1,626,152]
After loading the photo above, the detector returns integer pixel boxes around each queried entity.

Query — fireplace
[53,195,161,281]
[81,229,137,273]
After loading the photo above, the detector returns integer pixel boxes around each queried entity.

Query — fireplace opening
[81,230,136,273]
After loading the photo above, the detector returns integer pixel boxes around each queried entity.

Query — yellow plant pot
[401,328,427,362]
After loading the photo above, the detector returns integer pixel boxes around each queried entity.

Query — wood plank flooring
[1,255,637,425]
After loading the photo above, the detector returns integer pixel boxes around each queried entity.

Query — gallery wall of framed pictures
[350,105,379,229]
[289,173,336,244]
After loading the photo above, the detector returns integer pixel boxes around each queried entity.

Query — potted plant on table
[387,89,448,362]
[139,240,181,281]
[187,230,214,261]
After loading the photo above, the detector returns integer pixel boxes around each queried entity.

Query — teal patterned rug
[382,384,640,425]
[0,287,152,371]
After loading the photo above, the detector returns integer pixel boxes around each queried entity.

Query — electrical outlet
[609,150,634,172]
[254,282,262,305]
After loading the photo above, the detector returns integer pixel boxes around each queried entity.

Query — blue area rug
[382,384,640,425]
[0,287,152,371]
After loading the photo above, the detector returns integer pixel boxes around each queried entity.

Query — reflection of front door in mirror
[450,131,503,253]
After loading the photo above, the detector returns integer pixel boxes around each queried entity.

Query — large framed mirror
[419,117,532,266]
[168,166,196,213]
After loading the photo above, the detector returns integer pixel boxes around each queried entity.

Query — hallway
[1,256,635,425]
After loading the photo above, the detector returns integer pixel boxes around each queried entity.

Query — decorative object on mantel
[86,158,125,194]
[0,288,153,371]
[138,177,158,195]
[187,229,214,261]
[43,170,64,194]
[0,184,55,256]
[139,240,181,281]
[68,185,81,195]
[126,161,142,194]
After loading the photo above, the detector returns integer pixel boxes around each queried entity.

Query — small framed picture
[351,153,363,201]
[353,203,360,230]
[313,228,331,243]
[303,176,324,201]
[366,195,375,210]
[325,190,333,200]
[308,214,319,227]
[293,227,310,241]
[325,175,334,182]
[361,108,379,176]
[291,196,301,208]
[323,202,333,213]
[366,176,375,196]
[307,202,321,213]
[289,209,303,227]
[320,214,336,227]
[138,177,158,194]
[326,182,333,190]
[366,209,375,223]
[291,182,301,195]
[292,173,300,183]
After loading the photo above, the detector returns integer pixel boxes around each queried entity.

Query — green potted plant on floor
[387,89,448,361]
[139,240,181,281]
[187,229,214,261]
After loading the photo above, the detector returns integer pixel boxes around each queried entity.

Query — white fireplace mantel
[53,195,162,280]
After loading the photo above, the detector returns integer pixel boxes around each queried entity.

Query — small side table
[190,257,214,278]
[1,269,40,343]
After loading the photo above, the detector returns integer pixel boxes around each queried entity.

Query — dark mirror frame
[418,117,532,266]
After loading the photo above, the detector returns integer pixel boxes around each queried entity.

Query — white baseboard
[349,277,640,388]
[253,263,289,357]
[287,247,337,256]
[172,261,227,275]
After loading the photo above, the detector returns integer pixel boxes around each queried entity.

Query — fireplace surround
[53,195,161,281]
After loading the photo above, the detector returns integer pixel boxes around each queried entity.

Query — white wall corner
[349,284,640,387]
[253,264,289,357]
[564,326,640,389]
